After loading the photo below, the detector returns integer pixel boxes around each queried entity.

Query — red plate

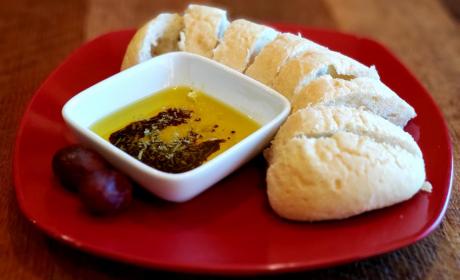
[13,24,453,275]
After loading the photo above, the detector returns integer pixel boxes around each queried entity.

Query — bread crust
[267,131,425,221]
[121,22,150,70]
[266,106,425,221]
[291,75,416,126]
[179,5,228,58]
[267,106,421,163]
[213,19,278,72]
[245,33,324,86]
[272,50,379,101]
[121,13,183,70]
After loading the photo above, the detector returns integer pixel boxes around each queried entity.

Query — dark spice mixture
[109,108,225,173]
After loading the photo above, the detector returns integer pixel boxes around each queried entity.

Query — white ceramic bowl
[62,52,290,202]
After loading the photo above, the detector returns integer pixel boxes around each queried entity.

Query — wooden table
[1,0,459,278]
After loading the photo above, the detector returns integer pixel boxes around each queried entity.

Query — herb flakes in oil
[109,108,225,173]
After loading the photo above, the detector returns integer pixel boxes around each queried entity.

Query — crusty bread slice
[267,130,425,221]
[121,13,183,70]
[272,50,379,101]
[178,4,229,58]
[291,75,416,126]
[266,106,425,221]
[212,19,278,72]
[245,33,326,86]
[266,105,421,163]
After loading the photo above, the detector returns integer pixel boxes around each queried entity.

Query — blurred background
[2,0,458,108]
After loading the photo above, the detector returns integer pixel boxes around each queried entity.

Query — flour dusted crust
[212,19,278,72]
[245,33,325,86]
[272,50,380,101]
[267,106,421,162]
[267,131,425,221]
[179,5,229,58]
[121,13,183,70]
[267,106,425,221]
[291,75,416,126]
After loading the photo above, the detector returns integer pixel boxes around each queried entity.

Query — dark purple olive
[52,145,110,191]
[78,169,133,215]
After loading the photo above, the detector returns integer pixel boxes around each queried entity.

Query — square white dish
[62,52,290,202]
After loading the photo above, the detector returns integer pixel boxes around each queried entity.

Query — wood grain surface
[1,0,459,279]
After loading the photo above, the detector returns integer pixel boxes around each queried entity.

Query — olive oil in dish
[91,86,260,173]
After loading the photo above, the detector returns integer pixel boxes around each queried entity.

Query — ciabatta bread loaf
[178,4,229,58]
[267,106,425,221]
[291,75,416,126]
[212,19,278,72]
[121,13,183,70]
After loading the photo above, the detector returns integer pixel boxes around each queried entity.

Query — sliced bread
[291,75,416,126]
[272,50,379,101]
[267,131,425,221]
[121,13,183,70]
[212,19,278,72]
[266,106,425,221]
[178,4,229,58]
[245,33,326,86]
[266,105,421,163]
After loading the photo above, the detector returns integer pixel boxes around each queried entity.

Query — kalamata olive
[78,169,133,215]
[52,145,110,191]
